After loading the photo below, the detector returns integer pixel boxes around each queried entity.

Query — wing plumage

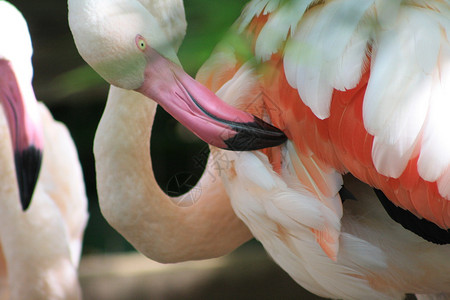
[253,0,311,61]
[364,6,441,178]
[197,0,450,297]
[233,0,450,230]
[284,0,374,119]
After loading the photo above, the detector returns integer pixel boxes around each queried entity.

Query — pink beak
[0,59,43,210]
[136,43,286,151]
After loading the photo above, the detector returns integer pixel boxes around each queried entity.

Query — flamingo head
[0,1,43,210]
[69,0,287,151]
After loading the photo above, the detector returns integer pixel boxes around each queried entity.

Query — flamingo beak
[0,59,43,210]
[136,46,287,151]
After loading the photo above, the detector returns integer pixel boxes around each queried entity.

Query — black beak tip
[14,146,42,211]
[224,116,287,151]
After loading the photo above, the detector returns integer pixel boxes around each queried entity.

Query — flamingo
[68,0,282,262]
[0,2,88,299]
[68,0,450,299]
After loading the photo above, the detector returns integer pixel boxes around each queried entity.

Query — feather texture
[196,1,450,298]
[284,0,374,119]
[364,6,440,177]
[248,0,450,228]
[285,141,343,259]
[419,43,450,190]
[238,0,279,32]
[213,145,450,299]
[255,0,311,61]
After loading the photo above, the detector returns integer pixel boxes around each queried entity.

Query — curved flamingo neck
[94,86,251,262]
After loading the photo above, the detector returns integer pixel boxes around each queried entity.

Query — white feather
[419,43,450,190]
[283,9,333,119]
[255,0,311,61]
[374,0,402,29]
[437,169,450,205]
[285,141,343,218]
[235,152,277,190]
[363,6,440,177]
[196,44,238,93]
[215,146,426,299]
[416,294,450,300]
[284,0,374,119]
[238,0,278,32]
[214,62,259,107]
[371,135,418,179]
[313,0,374,63]
[262,0,281,14]
[296,58,334,119]
[332,23,370,91]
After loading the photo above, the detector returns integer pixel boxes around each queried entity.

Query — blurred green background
[11,1,324,299]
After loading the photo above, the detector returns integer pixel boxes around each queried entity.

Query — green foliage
[177,0,246,75]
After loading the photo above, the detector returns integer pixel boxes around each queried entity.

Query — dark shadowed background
[11,0,324,299]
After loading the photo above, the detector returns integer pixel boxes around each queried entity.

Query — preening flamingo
[68,0,283,262]
[0,2,88,299]
[68,0,450,299]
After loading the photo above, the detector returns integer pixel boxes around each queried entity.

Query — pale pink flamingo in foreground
[69,0,450,299]
[0,2,88,299]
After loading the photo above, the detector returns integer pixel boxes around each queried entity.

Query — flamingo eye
[135,35,147,52]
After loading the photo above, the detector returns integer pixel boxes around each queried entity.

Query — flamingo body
[0,104,88,300]
[193,1,450,297]
[202,59,450,298]
[197,0,450,247]
[215,146,450,299]
[0,2,88,299]
[234,1,450,232]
